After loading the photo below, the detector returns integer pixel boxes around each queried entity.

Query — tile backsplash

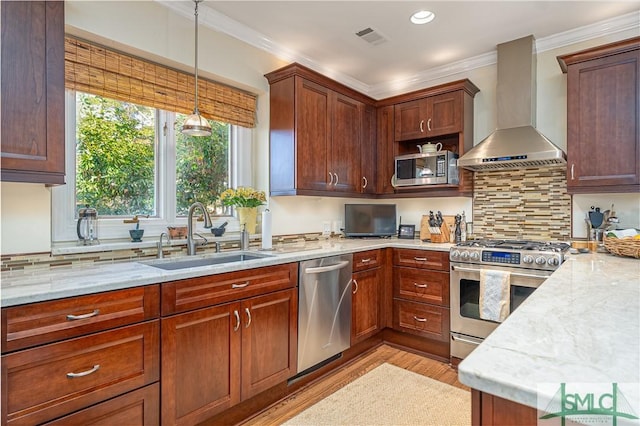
[473,167,571,241]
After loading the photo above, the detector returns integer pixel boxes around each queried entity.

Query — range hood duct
[458,35,566,171]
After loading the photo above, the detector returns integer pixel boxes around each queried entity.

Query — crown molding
[156,2,639,99]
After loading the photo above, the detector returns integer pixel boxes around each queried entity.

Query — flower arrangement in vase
[219,187,266,234]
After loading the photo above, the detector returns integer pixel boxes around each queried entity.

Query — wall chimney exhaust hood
[458,35,566,171]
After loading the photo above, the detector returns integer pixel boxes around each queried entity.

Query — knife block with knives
[420,213,455,243]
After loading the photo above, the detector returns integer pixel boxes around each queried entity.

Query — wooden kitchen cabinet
[351,250,383,344]
[160,264,298,426]
[1,286,161,426]
[0,1,65,184]
[2,321,160,425]
[394,91,463,141]
[265,63,376,197]
[558,37,640,193]
[391,249,450,349]
[378,80,479,197]
[360,105,377,194]
[472,389,538,426]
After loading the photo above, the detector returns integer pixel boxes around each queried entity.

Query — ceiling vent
[355,27,387,46]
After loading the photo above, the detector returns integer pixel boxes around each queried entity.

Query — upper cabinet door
[1,1,65,184]
[559,38,640,193]
[427,91,463,137]
[394,99,426,141]
[330,92,362,193]
[295,77,332,191]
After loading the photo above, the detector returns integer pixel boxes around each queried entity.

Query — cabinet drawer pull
[413,316,427,323]
[413,257,427,261]
[245,308,252,328]
[352,279,359,294]
[420,120,424,133]
[414,283,428,288]
[427,118,432,132]
[233,309,240,331]
[232,281,249,289]
[66,309,100,321]
[360,258,371,263]
[67,364,100,378]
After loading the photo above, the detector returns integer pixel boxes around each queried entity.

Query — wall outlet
[322,221,331,236]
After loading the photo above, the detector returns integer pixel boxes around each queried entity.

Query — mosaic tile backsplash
[472,167,571,241]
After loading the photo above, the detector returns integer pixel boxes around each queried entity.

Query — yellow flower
[219,186,266,207]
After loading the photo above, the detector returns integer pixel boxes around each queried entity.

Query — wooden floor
[241,344,468,425]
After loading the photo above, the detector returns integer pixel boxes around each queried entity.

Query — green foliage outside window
[175,115,229,215]
[75,93,230,218]
[76,93,156,216]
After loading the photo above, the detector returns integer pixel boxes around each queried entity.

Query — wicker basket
[603,235,640,259]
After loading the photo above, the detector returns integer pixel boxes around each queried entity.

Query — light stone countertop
[1,238,452,307]
[458,252,640,410]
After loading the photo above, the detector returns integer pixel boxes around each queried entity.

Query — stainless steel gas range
[449,239,570,359]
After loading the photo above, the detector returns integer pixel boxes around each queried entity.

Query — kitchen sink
[144,252,273,271]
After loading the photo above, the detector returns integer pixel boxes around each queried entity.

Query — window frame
[52,90,253,243]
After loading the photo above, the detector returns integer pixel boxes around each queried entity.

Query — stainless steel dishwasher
[297,254,353,373]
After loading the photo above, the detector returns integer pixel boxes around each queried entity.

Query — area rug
[282,363,470,425]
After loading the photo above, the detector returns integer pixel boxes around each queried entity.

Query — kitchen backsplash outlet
[473,167,570,241]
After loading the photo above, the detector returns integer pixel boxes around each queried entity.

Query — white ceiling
[161,1,640,98]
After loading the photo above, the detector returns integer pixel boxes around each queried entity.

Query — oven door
[450,263,550,358]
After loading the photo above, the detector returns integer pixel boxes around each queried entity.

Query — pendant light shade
[182,0,212,137]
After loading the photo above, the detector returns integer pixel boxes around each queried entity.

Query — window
[52,91,252,242]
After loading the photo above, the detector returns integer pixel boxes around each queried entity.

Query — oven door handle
[451,265,548,280]
[451,334,482,346]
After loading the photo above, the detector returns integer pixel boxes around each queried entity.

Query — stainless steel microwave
[394,150,459,186]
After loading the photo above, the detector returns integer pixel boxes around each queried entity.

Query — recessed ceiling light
[411,10,435,25]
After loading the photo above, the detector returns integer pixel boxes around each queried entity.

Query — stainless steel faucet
[187,202,213,255]
[157,232,171,258]
[240,224,249,251]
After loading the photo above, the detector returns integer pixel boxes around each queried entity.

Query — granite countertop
[458,252,640,410]
[1,238,452,307]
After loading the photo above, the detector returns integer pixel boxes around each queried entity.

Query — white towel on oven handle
[479,269,511,322]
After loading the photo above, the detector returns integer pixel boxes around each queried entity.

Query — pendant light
[182,0,212,136]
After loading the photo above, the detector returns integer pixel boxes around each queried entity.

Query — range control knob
[461,251,470,260]
[535,256,547,265]
[451,250,461,259]
[547,257,559,267]
[523,255,534,264]
[470,251,480,261]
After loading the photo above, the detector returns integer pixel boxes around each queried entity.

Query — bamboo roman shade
[64,36,257,128]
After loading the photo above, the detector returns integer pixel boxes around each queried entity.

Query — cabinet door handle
[571,163,575,180]
[329,172,334,185]
[414,283,428,288]
[362,176,368,189]
[233,309,240,331]
[420,120,425,133]
[232,281,249,289]
[66,309,100,321]
[352,279,359,294]
[413,316,427,323]
[427,118,432,132]
[245,308,252,328]
[67,364,100,378]
[333,173,339,186]
[414,257,427,261]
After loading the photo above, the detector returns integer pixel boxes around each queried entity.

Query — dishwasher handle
[305,260,350,274]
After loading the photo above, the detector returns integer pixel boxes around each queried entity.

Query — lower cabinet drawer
[394,267,449,306]
[2,321,160,425]
[392,299,449,342]
[43,383,159,426]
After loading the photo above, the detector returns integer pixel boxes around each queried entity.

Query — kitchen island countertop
[1,238,451,307]
[458,252,640,410]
